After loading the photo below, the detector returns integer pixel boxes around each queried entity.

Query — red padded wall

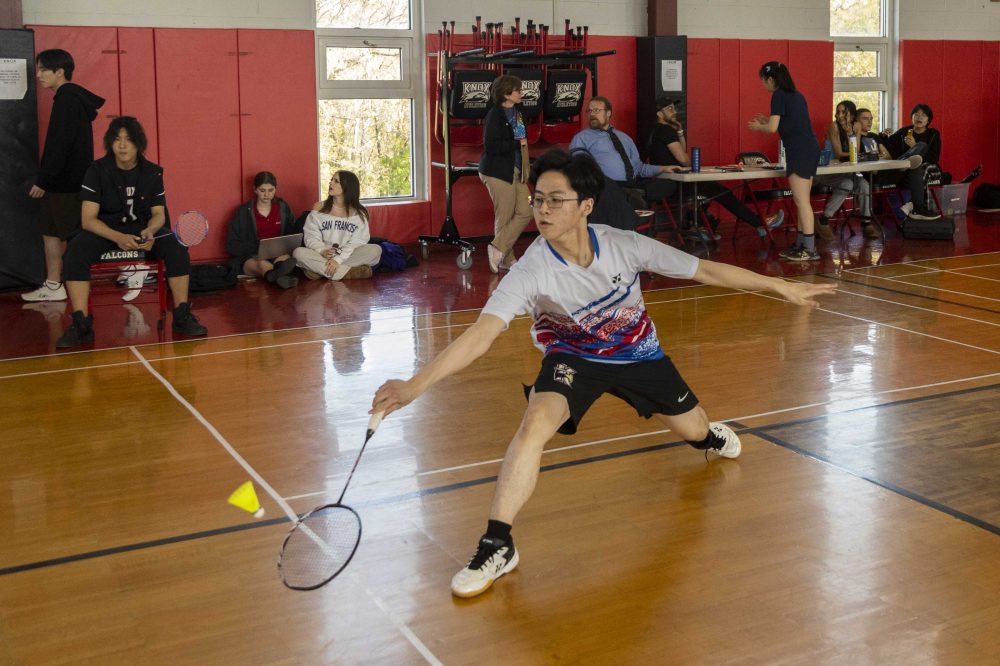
[717,39,742,163]
[154,29,243,262]
[235,29,318,218]
[984,43,1000,185]
[117,28,159,163]
[788,40,834,144]
[686,38,721,165]
[738,40,787,160]
[31,26,120,159]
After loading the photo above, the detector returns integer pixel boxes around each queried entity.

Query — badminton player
[372,149,836,598]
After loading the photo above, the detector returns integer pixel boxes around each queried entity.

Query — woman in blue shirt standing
[748,62,821,262]
[479,75,532,273]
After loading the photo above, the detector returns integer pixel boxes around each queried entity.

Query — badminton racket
[138,211,209,247]
[278,411,384,591]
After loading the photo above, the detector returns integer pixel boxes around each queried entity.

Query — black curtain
[0,28,42,290]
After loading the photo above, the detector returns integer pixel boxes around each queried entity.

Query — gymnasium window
[830,0,895,131]
[316,0,425,201]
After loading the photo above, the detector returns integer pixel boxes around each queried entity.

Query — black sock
[687,430,725,451]
[486,519,512,543]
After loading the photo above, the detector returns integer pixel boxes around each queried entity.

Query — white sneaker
[708,423,742,458]
[900,202,914,217]
[122,265,150,302]
[21,282,67,302]
[451,535,519,598]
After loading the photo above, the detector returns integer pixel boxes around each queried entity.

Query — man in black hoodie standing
[23,49,105,302]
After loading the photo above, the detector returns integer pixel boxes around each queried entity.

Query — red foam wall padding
[687,38,721,165]
[717,39,741,163]
[154,29,243,262]
[941,42,983,183]
[788,40,834,144]
[235,29,318,218]
[31,26,120,160]
[117,28,159,163]
[983,43,1000,185]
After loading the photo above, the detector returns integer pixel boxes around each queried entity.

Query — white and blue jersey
[482,225,699,363]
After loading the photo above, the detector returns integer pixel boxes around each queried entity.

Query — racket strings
[174,212,209,247]
[279,506,361,589]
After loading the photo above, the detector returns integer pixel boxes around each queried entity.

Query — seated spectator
[647,97,783,241]
[856,108,891,160]
[226,171,298,289]
[56,116,207,348]
[293,170,381,280]
[815,100,875,239]
[882,103,941,220]
[569,96,680,207]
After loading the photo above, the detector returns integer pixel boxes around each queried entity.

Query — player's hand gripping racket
[278,411,383,590]
[140,211,209,247]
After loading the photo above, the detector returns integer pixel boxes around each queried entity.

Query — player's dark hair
[320,170,369,223]
[910,103,934,124]
[490,74,522,105]
[36,49,75,80]
[856,107,872,118]
[253,171,278,189]
[530,148,605,205]
[835,100,858,149]
[103,116,148,156]
[759,61,796,93]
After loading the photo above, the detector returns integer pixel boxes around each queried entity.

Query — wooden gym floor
[1,252,999,663]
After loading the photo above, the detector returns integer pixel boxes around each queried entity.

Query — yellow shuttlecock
[228,480,265,518]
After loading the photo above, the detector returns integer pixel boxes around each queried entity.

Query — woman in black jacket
[225,171,298,288]
[478,75,532,273]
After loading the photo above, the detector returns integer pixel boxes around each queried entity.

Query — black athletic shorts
[38,191,82,239]
[527,353,699,435]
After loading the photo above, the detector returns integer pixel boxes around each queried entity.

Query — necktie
[606,128,635,183]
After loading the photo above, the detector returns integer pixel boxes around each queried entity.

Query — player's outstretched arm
[371,313,507,417]
[693,259,836,308]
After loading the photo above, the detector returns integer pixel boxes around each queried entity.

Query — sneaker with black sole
[275,275,298,289]
[707,422,742,458]
[909,207,941,221]
[781,247,821,262]
[56,311,95,348]
[778,244,802,259]
[451,535,519,598]
[172,302,208,336]
[265,258,297,284]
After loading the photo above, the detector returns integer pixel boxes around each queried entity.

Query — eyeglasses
[530,195,581,209]
[587,107,608,115]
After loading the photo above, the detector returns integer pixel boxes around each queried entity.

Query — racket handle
[367,411,384,435]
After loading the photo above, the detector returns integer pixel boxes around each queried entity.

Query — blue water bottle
[691,147,701,173]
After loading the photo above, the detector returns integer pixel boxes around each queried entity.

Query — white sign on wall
[661,59,682,93]
[0,58,28,100]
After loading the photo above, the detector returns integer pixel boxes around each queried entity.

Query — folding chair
[89,250,168,333]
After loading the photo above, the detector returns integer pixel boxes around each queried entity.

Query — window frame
[315,3,426,203]
[831,0,897,130]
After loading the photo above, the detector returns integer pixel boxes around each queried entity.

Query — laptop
[258,233,303,260]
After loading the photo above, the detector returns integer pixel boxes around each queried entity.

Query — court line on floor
[126,345,443,666]
[918,267,1000,283]
[0,290,747,381]
[285,370,1000,500]
[878,275,1000,302]
[824,284,1000,327]
[823,275,1000,315]
[740,426,1000,538]
[842,251,1000,273]
[754,290,1000,355]
[2,379,997,579]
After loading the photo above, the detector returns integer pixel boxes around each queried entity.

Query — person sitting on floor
[293,170,381,281]
[647,96,784,241]
[226,171,298,289]
[56,116,207,348]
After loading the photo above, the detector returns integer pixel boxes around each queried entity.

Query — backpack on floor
[189,263,239,292]
[973,183,1000,212]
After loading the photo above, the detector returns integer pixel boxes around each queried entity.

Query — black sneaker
[450,535,519,598]
[172,302,208,336]
[909,207,942,221]
[265,258,297,284]
[56,311,95,348]
[781,247,821,262]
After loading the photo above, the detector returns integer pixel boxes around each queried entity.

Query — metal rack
[421,19,614,268]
